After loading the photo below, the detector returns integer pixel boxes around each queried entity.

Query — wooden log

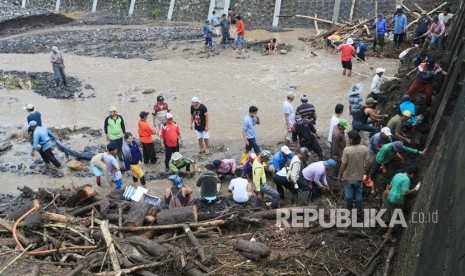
[414,3,425,13]
[124,202,151,227]
[383,247,396,276]
[95,261,164,276]
[0,219,31,247]
[126,236,170,257]
[0,238,17,247]
[99,220,121,272]
[62,186,97,207]
[364,238,388,268]
[183,224,206,263]
[364,24,371,36]
[233,239,270,257]
[402,4,411,13]
[105,219,226,232]
[362,256,380,276]
[314,14,321,36]
[6,201,36,221]
[17,186,37,197]
[38,187,74,201]
[251,206,316,220]
[184,267,206,276]
[68,200,110,217]
[336,230,370,239]
[156,206,198,225]
[43,212,76,223]
[427,2,448,16]
[30,264,41,276]
[295,15,344,26]
[349,0,356,23]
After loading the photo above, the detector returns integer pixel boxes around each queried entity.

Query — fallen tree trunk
[62,186,97,207]
[126,236,171,257]
[156,206,198,225]
[124,202,151,227]
[68,200,111,217]
[38,187,74,201]
[183,224,206,263]
[43,212,76,223]
[99,220,121,272]
[233,239,270,257]
[107,220,226,232]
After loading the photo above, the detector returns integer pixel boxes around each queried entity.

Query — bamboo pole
[295,15,344,26]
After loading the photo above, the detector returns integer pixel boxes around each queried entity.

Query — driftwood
[336,230,370,239]
[124,202,151,227]
[62,186,97,207]
[156,206,198,225]
[349,0,356,23]
[99,220,121,272]
[95,261,164,276]
[68,200,110,216]
[183,224,206,263]
[362,256,380,276]
[364,238,388,268]
[43,212,76,223]
[383,247,396,276]
[233,239,270,257]
[126,236,172,257]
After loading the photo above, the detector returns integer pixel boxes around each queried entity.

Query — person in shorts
[90,153,107,186]
[337,38,355,77]
[190,96,209,154]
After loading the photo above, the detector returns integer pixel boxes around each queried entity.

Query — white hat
[375,68,386,74]
[52,46,59,52]
[281,146,292,155]
[166,113,173,119]
[28,120,37,127]
[171,152,182,161]
[108,106,117,112]
[396,5,402,9]
[381,127,392,136]
[347,38,354,45]
[23,103,34,110]
[191,97,200,103]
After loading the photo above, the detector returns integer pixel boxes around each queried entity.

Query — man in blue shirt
[24,103,42,145]
[268,146,295,174]
[29,121,61,168]
[356,39,367,61]
[372,14,387,50]
[392,7,407,47]
[241,106,260,164]
[202,19,213,56]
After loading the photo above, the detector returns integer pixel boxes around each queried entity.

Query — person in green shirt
[383,165,420,241]
[369,141,425,179]
[252,150,280,209]
[169,152,196,178]
[104,106,126,161]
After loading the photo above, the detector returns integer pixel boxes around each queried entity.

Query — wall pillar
[128,0,136,15]
[55,0,61,12]
[208,0,215,19]
[167,0,176,20]
[332,0,341,22]
[223,0,231,17]
[92,0,98,13]
[21,0,26,8]
[272,0,282,29]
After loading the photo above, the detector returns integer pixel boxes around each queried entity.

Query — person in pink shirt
[420,15,445,50]
[300,159,337,202]
[337,38,355,77]
[213,159,237,180]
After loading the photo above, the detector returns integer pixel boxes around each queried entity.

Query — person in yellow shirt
[252,150,280,208]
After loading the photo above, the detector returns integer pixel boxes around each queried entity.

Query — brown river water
[0,28,398,195]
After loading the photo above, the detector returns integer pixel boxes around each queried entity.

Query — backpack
[168,187,183,209]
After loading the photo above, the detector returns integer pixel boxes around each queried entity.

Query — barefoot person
[49,46,67,87]
[337,38,355,77]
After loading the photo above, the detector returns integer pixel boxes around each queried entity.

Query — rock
[142,88,156,94]
[67,160,84,171]
[279,49,288,55]
[0,141,12,151]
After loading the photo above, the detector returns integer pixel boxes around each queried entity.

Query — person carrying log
[164,175,193,208]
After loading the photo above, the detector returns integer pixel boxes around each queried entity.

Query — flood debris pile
[1,71,94,100]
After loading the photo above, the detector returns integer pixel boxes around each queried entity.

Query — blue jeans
[429,34,443,50]
[255,184,280,208]
[245,138,261,153]
[344,180,363,211]
[352,121,377,136]
[235,35,245,48]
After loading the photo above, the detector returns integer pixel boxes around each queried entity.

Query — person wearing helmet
[300,159,337,202]
[392,8,407,47]
[152,95,170,136]
[252,150,280,208]
[369,141,425,180]
[164,175,193,208]
[337,38,355,77]
[387,110,413,144]
[406,58,448,106]
[420,15,446,50]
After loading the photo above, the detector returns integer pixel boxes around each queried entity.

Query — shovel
[356,57,374,70]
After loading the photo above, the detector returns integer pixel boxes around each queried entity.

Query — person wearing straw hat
[169,152,196,178]
[49,46,67,87]
[337,38,355,77]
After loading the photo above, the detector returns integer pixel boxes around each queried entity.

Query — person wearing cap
[29,121,61,168]
[387,110,412,144]
[438,7,453,25]
[419,15,445,50]
[196,165,221,203]
[213,159,237,180]
[269,146,295,175]
[368,127,393,164]
[372,14,387,50]
[414,11,431,45]
[369,141,425,179]
[229,169,253,204]
[203,19,213,56]
[399,95,417,125]
[331,119,350,175]
[285,147,309,198]
[103,143,123,189]
[152,95,170,136]
[296,94,317,124]
[392,8,407,47]
[24,103,42,144]
[369,68,399,105]
[241,106,261,164]
[138,111,157,164]
[252,150,280,208]
[104,107,126,161]
[283,92,296,146]
[413,50,431,67]
[190,97,210,154]
[351,97,388,136]
[337,38,355,77]
[328,104,344,148]
[169,152,196,178]
[164,175,193,208]
[300,159,336,201]
[160,113,183,172]
[220,13,231,45]
[122,132,146,187]
[406,59,447,106]
[348,84,363,116]
[49,46,67,87]
[337,130,369,211]
[90,153,107,187]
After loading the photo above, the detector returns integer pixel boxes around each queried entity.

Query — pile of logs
[0,186,285,275]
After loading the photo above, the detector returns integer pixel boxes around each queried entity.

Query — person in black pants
[273,168,298,202]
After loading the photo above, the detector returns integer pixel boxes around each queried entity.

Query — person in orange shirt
[234,15,245,54]
[138,111,157,164]
[337,38,355,77]
[160,113,183,172]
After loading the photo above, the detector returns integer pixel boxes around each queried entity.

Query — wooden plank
[314,14,321,35]
[295,15,344,26]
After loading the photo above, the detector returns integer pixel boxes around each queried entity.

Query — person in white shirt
[282,92,296,146]
[438,8,453,25]
[328,104,344,147]
[228,170,253,204]
[368,68,399,105]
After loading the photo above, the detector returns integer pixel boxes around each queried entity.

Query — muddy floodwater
[0,26,398,195]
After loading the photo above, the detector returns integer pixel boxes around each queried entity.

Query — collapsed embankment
[392,3,465,275]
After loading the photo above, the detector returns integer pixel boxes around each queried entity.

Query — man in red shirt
[337,38,355,77]
[160,113,183,172]
[234,15,245,54]
[138,111,157,164]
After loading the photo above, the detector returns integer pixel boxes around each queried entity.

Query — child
[265,38,278,54]
[122,132,146,187]
[203,19,213,56]
[103,144,123,189]
[90,153,107,186]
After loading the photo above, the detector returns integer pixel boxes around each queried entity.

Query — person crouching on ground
[196,166,221,203]
[90,153,107,186]
[253,150,280,209]
[122,132,146,187]
[169,152,196,178]
[29,121,61,168]
[265,38,278,54]
[164,175,193,208]
[213,159,236,180]
[229,170,253,204]
[103,143,123,190]
[300,159,337,202]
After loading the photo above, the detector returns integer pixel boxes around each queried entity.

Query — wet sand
[0,28,399,195]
